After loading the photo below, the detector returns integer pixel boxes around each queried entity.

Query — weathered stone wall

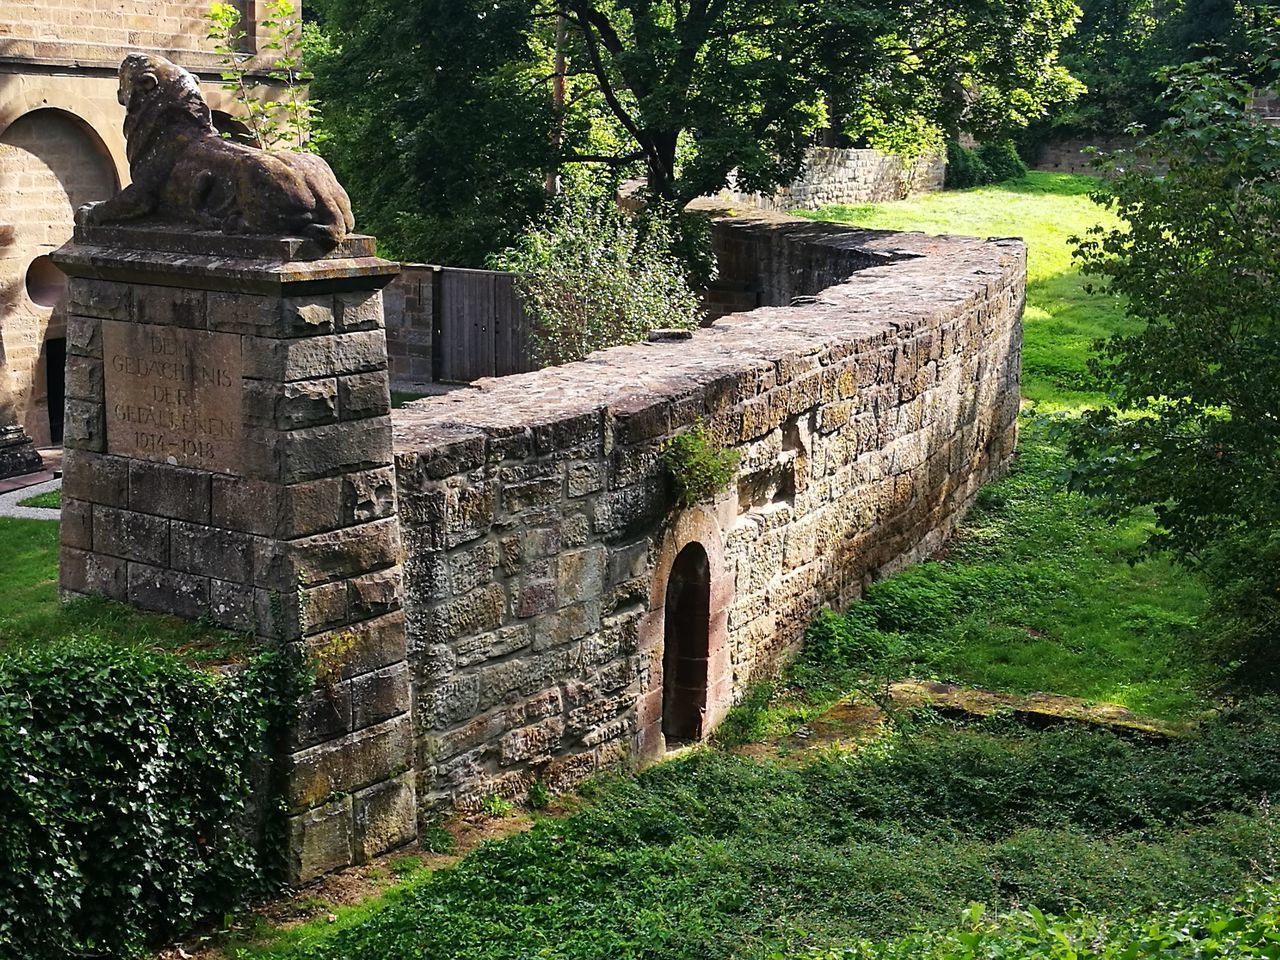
[722,147,945,212]
[1032,136,1135,175]
[391,212,1024,815]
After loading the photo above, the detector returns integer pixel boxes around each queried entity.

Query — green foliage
[15,489,58,510]
[527,781,552,811]
[479,794,515,818]
[808,886,1280,960]
[306,0,560,264]
[491,193,701,365]
[207,1,317,151]
[1063,50,1280,672]
[235,705,1280,959]
[944,141,1026,188]
[0,640,296,958]
[661,425,741,509]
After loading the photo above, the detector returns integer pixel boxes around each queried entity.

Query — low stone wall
[384,265,437,390]
[722,147,945,212]
[391,211,1024,814]
[1032,136,1135,175]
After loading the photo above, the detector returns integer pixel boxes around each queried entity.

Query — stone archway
[662,541,712,742]
[635,505,735,760]
[0,108,118,445]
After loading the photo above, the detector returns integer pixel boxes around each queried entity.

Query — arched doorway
[0,108,117,445]
[662,541,712,742]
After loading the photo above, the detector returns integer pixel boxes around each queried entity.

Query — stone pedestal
[52,224,415,882]
[0,422,43,478]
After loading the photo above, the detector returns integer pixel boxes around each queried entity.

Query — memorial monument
[52,54,415,882]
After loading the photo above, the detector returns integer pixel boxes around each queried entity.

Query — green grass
[17,489,60,509]
[230,704,1280,959]
[801,172,1127,411]
[0,517,250,664]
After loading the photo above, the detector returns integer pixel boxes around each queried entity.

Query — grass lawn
[0,516,249,664]
[17,489,60,509]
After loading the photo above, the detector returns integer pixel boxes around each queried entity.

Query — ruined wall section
[392,215,1024,814]
[721,147,945,212]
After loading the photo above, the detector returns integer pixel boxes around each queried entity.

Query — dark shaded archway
[662,541,712,743]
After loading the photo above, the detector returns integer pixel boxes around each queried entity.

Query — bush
[661,425,740,508]
[945,140,1027,188]
[491,193,701,366]
[0,641,292,958]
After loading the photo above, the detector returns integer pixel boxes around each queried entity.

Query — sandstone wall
[722,147,945,212]
[383,265,437,390]
[391,213,1024,814]
[1032,136,1135,175]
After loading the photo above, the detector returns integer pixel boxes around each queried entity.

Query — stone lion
[77,53,355,250]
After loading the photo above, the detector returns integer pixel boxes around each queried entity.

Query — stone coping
[391,214,1025,453]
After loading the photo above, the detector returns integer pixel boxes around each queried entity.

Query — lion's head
[117,53,214,162]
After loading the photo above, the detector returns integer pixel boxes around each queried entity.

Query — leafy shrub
[0,640,292,958]
[661,425,740,508]
[944,141,992,188]
[975,140,1028,182]
[810,886,1280,960]
[945,140,1027,188]
[491,193,701,366]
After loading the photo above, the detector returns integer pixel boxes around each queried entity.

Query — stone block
[516,581,556,618]
[287,715,413,813]
[295,611,408,682]
[288,796,353,883]
[60,498,93,550]
[499,717,565,765]
[445,481,496,547]
[292,683,354,752]
[452,624,531,668]
[344,467,398,525]
[209,578,255,631]
[127,562,209,619]
[534,602,600,650]
[65,356,103,402]
[556,545,606,605]
[338,372,390,421]
[348,568,403,621]
[417,674,481,729]
[67,314,103,359]
[129,461,211,524]
[63,398,105,452]
[278,416,393,485]
[68,278,130,320]
[211,475,285,536]
[170,521,252,583]
[94,506,168,565]
[61,548,126,601]
[350,662,411,730]
[336,290,384,333]
[352,773,416,863]
[425,583,506,643]
[131,284,206,328]
[272,378,339,430]
[255,516,400,590]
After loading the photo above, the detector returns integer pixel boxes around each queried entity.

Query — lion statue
[77,53,354,251]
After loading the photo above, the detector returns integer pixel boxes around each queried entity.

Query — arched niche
[662,541,712,742]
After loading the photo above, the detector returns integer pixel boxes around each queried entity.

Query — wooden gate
[434,268,537,382]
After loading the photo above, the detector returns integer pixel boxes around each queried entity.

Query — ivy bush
[661,425,740,508]
[491,192,701,366]
[945,140,1028,188]
[0,640,293,958]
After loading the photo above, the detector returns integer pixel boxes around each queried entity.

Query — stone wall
[722,147,945,212]
[383,265,437,391]
[1032,136,1135,175]
[391,211,1024,815]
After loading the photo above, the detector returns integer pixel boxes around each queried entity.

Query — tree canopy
[308,0,1081,262]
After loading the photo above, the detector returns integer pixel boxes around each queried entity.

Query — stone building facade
[0,0,284,465]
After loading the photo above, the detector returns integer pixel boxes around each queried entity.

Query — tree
[1063,41,1280,668]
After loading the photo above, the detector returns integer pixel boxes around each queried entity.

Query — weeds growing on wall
[0,640,299,958]
[662,425,741,509]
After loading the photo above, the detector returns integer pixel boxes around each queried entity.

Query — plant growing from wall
[491,192,701,365]
[662,425,740,509]
[207,0,318,151]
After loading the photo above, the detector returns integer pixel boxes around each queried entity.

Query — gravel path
[0,477,61,520]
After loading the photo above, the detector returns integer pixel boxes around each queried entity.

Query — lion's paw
[75,201,104,226]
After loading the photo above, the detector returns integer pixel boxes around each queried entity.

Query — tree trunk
[546,12,567,195]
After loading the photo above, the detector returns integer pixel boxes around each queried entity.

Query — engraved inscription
[102,320,243,472]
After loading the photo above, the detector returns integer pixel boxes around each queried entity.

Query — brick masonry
[51,224,413,884]
[722,147,945,212]
[391,210,1025,817]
